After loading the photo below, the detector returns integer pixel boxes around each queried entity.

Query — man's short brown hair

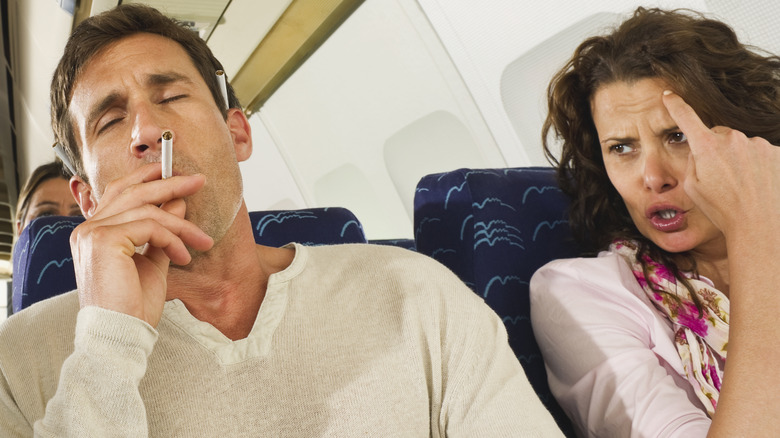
[50,4,241,180]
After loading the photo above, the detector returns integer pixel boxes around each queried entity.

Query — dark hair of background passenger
[15,161,70,237]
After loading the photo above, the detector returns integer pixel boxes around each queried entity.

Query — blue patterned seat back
[12,216,85,314]
[12,207,367,313]
[248,208,366,247]
[414,167,581,436]
[367,238,416,251]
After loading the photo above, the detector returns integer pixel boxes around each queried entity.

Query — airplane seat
[12,207,367,313]
[12,216,85,314]
[414,166,582,436]
[247,208,367,247]
[367,238,416,251]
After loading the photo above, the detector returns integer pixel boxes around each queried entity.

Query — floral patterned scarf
[611,240,729,417]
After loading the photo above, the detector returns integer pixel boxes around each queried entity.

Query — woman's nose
[642,149,678,193]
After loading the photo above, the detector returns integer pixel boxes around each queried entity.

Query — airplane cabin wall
[241,0,506,239]
[240,0,779,240]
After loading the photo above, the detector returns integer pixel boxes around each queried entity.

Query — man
[0,5,562,437]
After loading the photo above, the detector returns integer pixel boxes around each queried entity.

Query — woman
[15,160,81,236]
[531,7,780,437]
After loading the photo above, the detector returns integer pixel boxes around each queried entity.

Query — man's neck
[165,208,295,340]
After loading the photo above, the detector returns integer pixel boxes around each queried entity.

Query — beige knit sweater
[0,243,562,437]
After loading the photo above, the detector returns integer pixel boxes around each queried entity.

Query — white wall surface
[415,0,711,168]
[241,0,780,240]
[244,0,505,239]
[11,0,73,179]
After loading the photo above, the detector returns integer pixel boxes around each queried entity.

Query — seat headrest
[12,207,366,313]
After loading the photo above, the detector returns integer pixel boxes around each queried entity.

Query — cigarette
[52,143,77,176]
[162,130,173,179]
[216,70,229,109]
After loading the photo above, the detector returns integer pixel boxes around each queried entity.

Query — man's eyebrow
[146,72,193,87]
[84,73,194,132]
[86,92,122,132]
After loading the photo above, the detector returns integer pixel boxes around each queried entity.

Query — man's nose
[129,104,167,159]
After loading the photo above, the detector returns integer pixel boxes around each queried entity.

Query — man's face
[68,32,251,243]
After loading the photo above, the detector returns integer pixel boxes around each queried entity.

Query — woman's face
[591,78,725,256]
[18,177,82,234]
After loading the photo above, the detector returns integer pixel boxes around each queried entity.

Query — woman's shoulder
[531,251,635,293]
[530,250,657,323]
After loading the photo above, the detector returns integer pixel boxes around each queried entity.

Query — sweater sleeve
[530,256,711,438]
[34,306,158,438]
[436,273,564,438]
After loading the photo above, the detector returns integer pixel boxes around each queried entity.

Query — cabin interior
[1,0,779,319]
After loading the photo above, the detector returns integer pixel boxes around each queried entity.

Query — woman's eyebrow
[600,135,634,145]
[32,200,62,208]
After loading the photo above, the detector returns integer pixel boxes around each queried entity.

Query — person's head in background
[15,160,81,236]
[542,7,780,265]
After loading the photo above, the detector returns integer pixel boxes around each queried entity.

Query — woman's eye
[30,210,56,221]
[609,144,634,154]
[669,132,688,144]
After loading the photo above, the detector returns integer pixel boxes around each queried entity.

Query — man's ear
[226,108,252,162]
[69,175,97,218]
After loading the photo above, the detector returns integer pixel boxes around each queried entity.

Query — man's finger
[96,173,206,219]
[662,90,711,147]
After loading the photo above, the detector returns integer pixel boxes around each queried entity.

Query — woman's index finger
[662,90,711,150]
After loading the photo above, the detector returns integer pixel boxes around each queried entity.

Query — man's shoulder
[301,243,478,306]
[307,242,436,262]
[306,243,454,276]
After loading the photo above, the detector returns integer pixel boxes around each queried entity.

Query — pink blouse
[530,251,712,437]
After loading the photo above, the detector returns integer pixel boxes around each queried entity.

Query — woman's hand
[662,91,780,241]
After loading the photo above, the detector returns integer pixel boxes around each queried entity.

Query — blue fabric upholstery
[414,167,581,436]
[368,238,416,251]
[248,208,366,247]
[12,207,367,313]
[12,216,85,314]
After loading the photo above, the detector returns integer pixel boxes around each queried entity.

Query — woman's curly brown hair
[543,7,780,290]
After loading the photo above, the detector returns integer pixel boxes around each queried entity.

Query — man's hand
[70,163,214,327]
[662,90,780,238]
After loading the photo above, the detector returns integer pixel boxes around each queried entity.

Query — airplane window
[384,110,488,219]
[500,12,619,164]
[313,163,407,238]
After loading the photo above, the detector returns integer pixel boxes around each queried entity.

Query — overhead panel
[74,0,230,38]
[205,0,292,79]
[230,0,364,115]
[124,0,231,39]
